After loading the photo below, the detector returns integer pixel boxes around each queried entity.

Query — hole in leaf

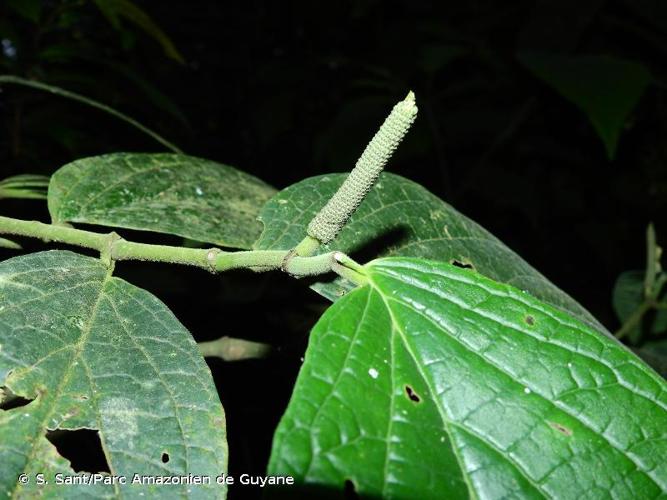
[46,429,110,473]
[450,259,474,270]
[343,479,359,499]
[404,385,421,403]
[548,421,573,437]
[0,389,35,411]
[524,315,535,326]
[161,452,170,463]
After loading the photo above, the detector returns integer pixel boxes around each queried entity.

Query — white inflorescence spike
[307,92,418,244]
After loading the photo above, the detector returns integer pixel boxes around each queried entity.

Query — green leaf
[269,257,667,498]
[0,174,49,200]
[92,0,185,63]
[613,270,667,342]
[0,251,227,497]
[49,153,276,249]
[255,173,608,335]
[518,53,652,159]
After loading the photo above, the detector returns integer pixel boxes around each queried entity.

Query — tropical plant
[0,87,665,500]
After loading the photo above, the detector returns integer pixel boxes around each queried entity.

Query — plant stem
[331,252,368,286]
[644,222,658,298]
[0,216,108,250]
[293,235,321,257]
[615,300,653,340]
[0,216,357,279]
[198,336,271,361]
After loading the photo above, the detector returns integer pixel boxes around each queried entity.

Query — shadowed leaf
[519,53,652,158]
[255,173,608,335]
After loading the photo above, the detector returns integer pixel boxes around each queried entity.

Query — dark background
[1,1,666,498]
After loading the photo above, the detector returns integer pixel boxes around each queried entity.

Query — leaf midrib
[10,269,120,499]
[366,280,479,500]
[370,262,664,493]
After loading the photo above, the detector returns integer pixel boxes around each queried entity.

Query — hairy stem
[0,216,108,249]
[615,301,653,340]
[0,216,359,279]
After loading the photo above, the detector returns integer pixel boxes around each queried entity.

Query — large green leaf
[518,53,652,159]
[268,258,667,498]
[49,153,276,249]
[255,173,608,335]
[0,251,227,498]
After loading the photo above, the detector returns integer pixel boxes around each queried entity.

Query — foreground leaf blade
[49,153,276,249]
[0,251,227,498]
[268,257,667,499]
[255,173,607,335]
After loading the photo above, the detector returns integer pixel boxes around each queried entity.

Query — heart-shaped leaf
[255,173,608,335]
[519,53,652,159]
[49,153,276,249]
[268,258,666,498]
[0,251,227,498]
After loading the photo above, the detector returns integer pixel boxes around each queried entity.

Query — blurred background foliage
[2,0,667,493]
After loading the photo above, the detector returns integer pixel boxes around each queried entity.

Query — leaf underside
[268,258,667,499]
[0,251,227,499]
[255,173,608,336]
[48,153,276,249]
[519,53,651,159]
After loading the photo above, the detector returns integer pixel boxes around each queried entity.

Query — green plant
[0,88,665,500]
